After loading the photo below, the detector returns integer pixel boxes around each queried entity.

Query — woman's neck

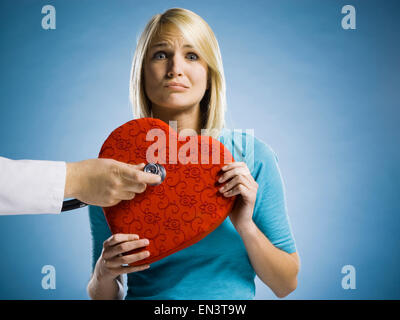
[151,104,203,136]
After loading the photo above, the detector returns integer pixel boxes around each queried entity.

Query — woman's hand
[218,161,258,231]
[95,233,151,282]
[65,159,161,207]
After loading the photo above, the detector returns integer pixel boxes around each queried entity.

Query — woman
[87,8,300,300]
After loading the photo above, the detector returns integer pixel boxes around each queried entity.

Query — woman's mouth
[165,82,189,91]
[165,85,188,91]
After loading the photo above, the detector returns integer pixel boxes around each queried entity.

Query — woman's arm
[86,166,161,300]
[218,160,299,298]
[87,269,125,300]
[236,221,300,298]
[86,233,151,300]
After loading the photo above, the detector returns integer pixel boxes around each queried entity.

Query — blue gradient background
[0,0,399,299]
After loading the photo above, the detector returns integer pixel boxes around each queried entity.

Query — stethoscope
[61,163,166,212]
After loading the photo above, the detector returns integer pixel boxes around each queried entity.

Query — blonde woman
[87,8,300,300]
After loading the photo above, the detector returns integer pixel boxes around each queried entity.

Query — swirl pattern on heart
[99,118,236,266]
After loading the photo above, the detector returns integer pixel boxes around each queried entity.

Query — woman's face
[143,24,209,113]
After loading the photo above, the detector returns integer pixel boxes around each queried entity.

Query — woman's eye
[187,53,198,61]
[154,51,167,59]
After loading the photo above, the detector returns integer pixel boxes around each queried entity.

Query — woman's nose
[167,55,184,78]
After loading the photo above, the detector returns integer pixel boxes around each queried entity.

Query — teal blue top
[88,128,297,299]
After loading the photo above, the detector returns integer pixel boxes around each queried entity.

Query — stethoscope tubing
[61,199,87,212]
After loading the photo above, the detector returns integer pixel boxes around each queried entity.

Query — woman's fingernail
[144,239,149,245]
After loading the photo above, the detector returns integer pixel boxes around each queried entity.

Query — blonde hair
[129,8,226,139]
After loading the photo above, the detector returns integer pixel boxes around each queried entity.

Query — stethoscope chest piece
[143,163,166,186]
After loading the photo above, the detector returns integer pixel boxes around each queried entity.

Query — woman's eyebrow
[150,42,194,49]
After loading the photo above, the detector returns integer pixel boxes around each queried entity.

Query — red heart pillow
[98,118,236,266]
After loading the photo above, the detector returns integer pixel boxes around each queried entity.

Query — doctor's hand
[64,159,161,207]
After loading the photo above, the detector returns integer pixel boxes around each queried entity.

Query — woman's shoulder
[218,127,279,173]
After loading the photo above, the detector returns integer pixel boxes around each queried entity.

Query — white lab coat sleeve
[0,156,66,215]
